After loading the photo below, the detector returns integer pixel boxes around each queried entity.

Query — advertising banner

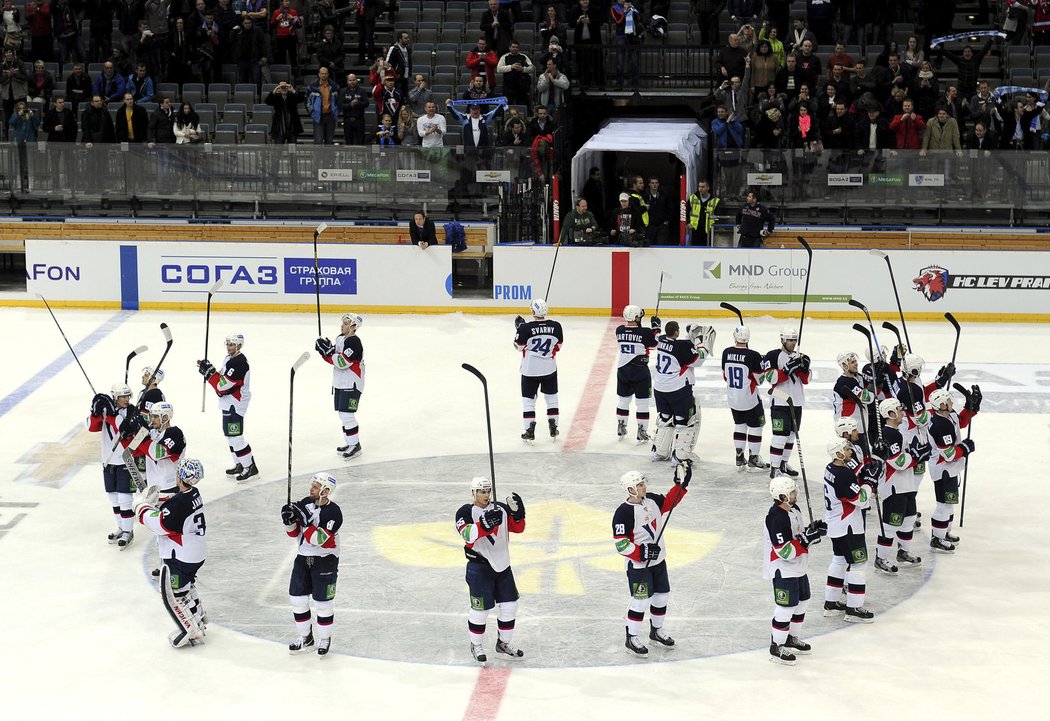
[24,240,123,302]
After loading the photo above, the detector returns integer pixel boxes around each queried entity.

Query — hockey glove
[872,359,889,380]
[798,523,825,548]
[958,438,976,457]
[514,315,525,329]
[315,337,334,356]
[784,353,804,376]
[291,501,312,527]
[91,393,115,417]
[909,436,932,462]
[650,315,661,330]
[862,459,884,484]
[505,492,525,521]
[890,344,906,369]
[479,508,503,531]
[197,359,216,380]
[674,459,692,488]
[967,385,982,413]
[798,353,811,372]
[119,413,143,439]
[935,362,956,388]
[870,437,888,460]
[280,504,297,526]
[639,543,661,562]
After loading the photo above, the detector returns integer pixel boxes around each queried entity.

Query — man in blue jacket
[307,67,340,145]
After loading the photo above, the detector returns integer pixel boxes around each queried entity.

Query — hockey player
[139,365,165,413]
[761,328,810,479]
[315,313,366,460]
[615,304,658,442]
[873,398,932,574]
[764,477,827,665]
[513,299,564,442]
[613,461,690,656]
[832,351,875,451]
[198,332,257,482]
[894,352,954,495]
[861,345,896,445]
[135,458,208,648]
[455,477,527,666]
[88,383,141,549]
[722,325,769,472]
[281,472,343,657]
[822,438,878,623]
[651,320,715,463]
[927,385,981,553]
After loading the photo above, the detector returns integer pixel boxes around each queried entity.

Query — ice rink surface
[0,307,1047,720]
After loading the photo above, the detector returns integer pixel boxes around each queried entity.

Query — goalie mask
[879,398,903,419]
[311,472,337,499]
[769,476,797,503]
[622,304,644,323]
[619,470,647,498]
[176,458,204,486]
[142,366,164,384]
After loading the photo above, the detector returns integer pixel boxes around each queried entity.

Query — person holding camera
[559,197,602,245]
[265,80,304,143]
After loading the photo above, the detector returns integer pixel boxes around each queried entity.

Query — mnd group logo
[703,261,721,279]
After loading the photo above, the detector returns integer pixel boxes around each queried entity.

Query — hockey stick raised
[952,382,974,528]
[287,352,311,505]
[796,236,813,346]
[124,345,148,385]
[852,323,885,530]
[769,385,813,523]
[881,321,904,359]
[654,271,672,317]
[461,363,497,498]
[543,240,561,305]
[313,223,329,337]
[116,324,173,455]
[643,461,690,570]
[202,278,226,412]
[945,312,962,386]
[847,298,885,357]
[38,294,96,395]
[719,301,744,325]
[870,249,911,352]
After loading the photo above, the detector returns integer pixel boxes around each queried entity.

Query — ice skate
[225,463,243,476]
[648,623,675,648]
[116,530,134,550]
[784,635,811,655]
[823,600,846,616]
[342,443,363,460]
[495,638,524,659]
[844,606,875,623]
[930,536,956,554]
[748,454,771,473]
[235,461,259,482]
[317,638,332,657]
[874,557,899,576]
[896,549,922,567]
[636,425,650,443]
[289,633,315,654]
[521,422,536,443]
[471,643,488,666]
[735,450,747,472]
[624,630,648,656]
[107,529,122,544]
[769,642,796,665]
[778,461,799,478]
[944,530,960,544]
[617,419,628,439]
[548,418,559,439]
[336,444,349,453]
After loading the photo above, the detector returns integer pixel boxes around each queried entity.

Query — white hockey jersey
[456,501,525,572]
[138,487,206,564]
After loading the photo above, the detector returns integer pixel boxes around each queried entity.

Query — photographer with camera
[264,80,304,143]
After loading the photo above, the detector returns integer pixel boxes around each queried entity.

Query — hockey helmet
[177,458,204,486]
[865,345,889,363]
[834,417,858,438]
[619,470,647,497]
[225,333,245,349]
[341,313,364,330]
[879,398,903,419]
[470,477,492,499]
[769,476,797,502]
[150,401,174,425]
[929,388,952,412]
[622,304,644,323]
[733,325,751,344]
[837,351,859,370]
[902,353,924,376]
[110,383,133,399]
[311,472,337,498]
[827,438,852,460]
[142,366,165,384]
[530,299,549,318]
[780,327,799,345]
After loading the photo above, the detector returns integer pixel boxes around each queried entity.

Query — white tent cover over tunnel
[571,118,707,201]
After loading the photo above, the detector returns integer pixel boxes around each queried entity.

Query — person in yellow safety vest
[687,179,719,246]
[627,174,649,226]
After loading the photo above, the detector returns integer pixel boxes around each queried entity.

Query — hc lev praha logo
[914,265,949,302]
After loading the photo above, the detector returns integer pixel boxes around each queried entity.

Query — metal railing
[565,44,714,91]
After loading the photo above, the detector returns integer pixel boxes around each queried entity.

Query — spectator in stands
[735,190,774,248]
[396,105,418,145]
[526,104,556,139]
[497,40,535,109]
[42,94,76,141]
[142,0,170,74]
[853,103,893,171]
[408,74,432,116]
[758,22,785,67]
[788,100,820,196]
[967,119,997,152]
[118,0,145,55]
[66,62,91,113]
[686,179,719,246]
[167,17,194,84]
[727,0,759,25]
[737,23,757,55]
[174,101,203,144]
[969,81,999,137]
[410,211,437,248]
[9,100,39,189]
[27,61,55,109]
[266,81,305,144]
[500,114,527,148]
[386,31,411,97]
[241,0,269,25]
[911,60,939,120]
[609,192,646,246]
[535,57,568,116]
[890,98,925,150]
[920,105,963,157]
[1001,98,1031,150]
[447,99,501,149]
[941,84,967,131]
[610,0,643,90]
[85,0,113,63]
[715,72,750,122]
[317,25,346,79]
[369,54,399,90]
[825,41,854,74]
[873,40,898,68]
[750,40,777,96]
[308,66,340,145]
[354,0,387,65]
[270,0,302,70]
[824,62,851,103]
[942,39,993,99]
[416,100,446,149]
[467,37,499,91]
[26,1,54,64]
[805,0,834,45]
[230,15,266,87]
[115,91,148,142]
[823,100,854,171]
[875,52,914,104]
[692,0,725,48]
[316,0,350,37]
[339,72,369,144]
[537,36,565,72]
[147,95,176,146]
[815,81,840,123]
[571,0,604,87]
[127,63,154,104]
[643,177,674,245]
[373,75,402,119]
[538,5,563,48]
[560,197,601,244]
[481,0,515,57]
[81,94,116,146]
[775,53,804,100]
[1,47,28,130]
[195,10,222,83]
[53,0,84,68]
[901,35,924,69]
[848,61,878,104]
[751,104,784,148]
[1021,90,1050,147]
[375,111,397,146]
[718,32,748,82]
[215,0,239,65]
[786,15,816,54]
[795,39,821,88]
[711,104,745,149]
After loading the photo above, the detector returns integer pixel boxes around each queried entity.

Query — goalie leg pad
[651,415,674,460]
[161,565,203,648]
[671,413,700,461]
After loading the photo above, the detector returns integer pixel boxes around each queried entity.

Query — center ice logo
[914,265,949,302]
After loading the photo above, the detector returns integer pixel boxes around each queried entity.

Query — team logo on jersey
[914,266,949,302]
[470,595,485,610]
[775,588,791,606]
[850,548,868,563]
[631,581,650,599]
